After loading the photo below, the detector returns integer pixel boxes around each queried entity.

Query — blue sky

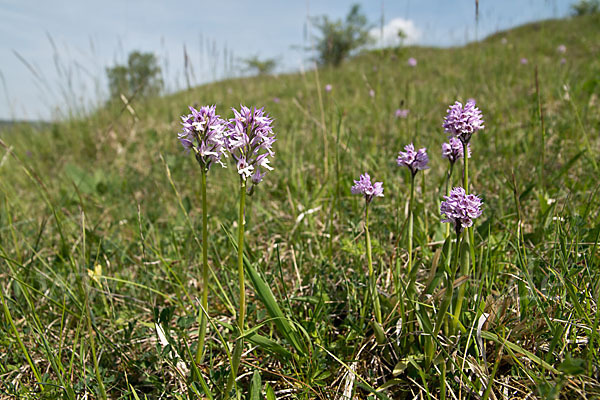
[0,0,572,121]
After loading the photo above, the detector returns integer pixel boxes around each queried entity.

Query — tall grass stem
[1,289,44,390]
[226,178,247,396]
[237,180,247,333]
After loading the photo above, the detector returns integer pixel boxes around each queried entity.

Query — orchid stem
[365,203,382,324]
[445,163,454,238]
[434,229,462,337]
[456,142,476,333]
[408,173,415,277]
[195,167,209,368]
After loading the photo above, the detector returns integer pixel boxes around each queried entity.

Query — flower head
[397,143,429,175]
[226,105,276,188]
[351,173,384,203]
[325,84,332,93]
[178,105,228,170]
[442,137,471,164]
[442,99,485,144]
[557,44,566,54]
[440,187,483,233]
[408,57,417,67]
[520,57,528,65]
[395,108,409,119]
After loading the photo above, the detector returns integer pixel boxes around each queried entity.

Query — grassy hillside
[1,13,599,399]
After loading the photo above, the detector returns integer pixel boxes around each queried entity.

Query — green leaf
[250,370,262,400]
[246,262,306,355]
[312,368,332,382]
[130,385,141,400]
[222,223,306,356]
[480,331,558,373]
[356,382,391,399]
[265,383,276,400]
[247,332,292,359]
[189,380,214,400]
[377,378,403,391]
[372,321,386,344]
[393,360,409,376]
[558,354,586,375]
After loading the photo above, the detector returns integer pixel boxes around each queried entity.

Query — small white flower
[238,164,254,180]
[260,157,274,171]
[192,120,206,131]
[200,150,219,158]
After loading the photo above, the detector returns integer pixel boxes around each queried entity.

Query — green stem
[463,143,477,270]
[463,142,469,193]
[452,254,468,333]
[195,168,209,366]
[462,144,476,262]
[226,179,247,396]
[444,163,454,238]
[408,173,415,276]
[404,173,418,337]
[237,180,247,333]
[457,142,476,332]
[434,229,462,337]
[440,360,447,400]
[365,203,382,324]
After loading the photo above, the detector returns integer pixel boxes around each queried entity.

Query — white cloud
[369,18,421,48]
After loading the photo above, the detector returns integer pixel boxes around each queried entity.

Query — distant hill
[0,119,49,131]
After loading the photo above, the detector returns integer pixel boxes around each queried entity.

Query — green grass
[1,13,600,399]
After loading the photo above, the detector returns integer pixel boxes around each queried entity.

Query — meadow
[1,13,599,399]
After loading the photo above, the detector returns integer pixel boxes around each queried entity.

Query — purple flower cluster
[442,137,471,164]
[178,105,228,170]
[395,108,409,119]
[397,143,429,175]
[440,187,483,232]
[408,57,417,67]
[227,105,276,186]
[442,100,485,144]
[351,173,384,203]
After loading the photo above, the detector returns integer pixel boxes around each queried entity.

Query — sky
[0,0,572,121]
